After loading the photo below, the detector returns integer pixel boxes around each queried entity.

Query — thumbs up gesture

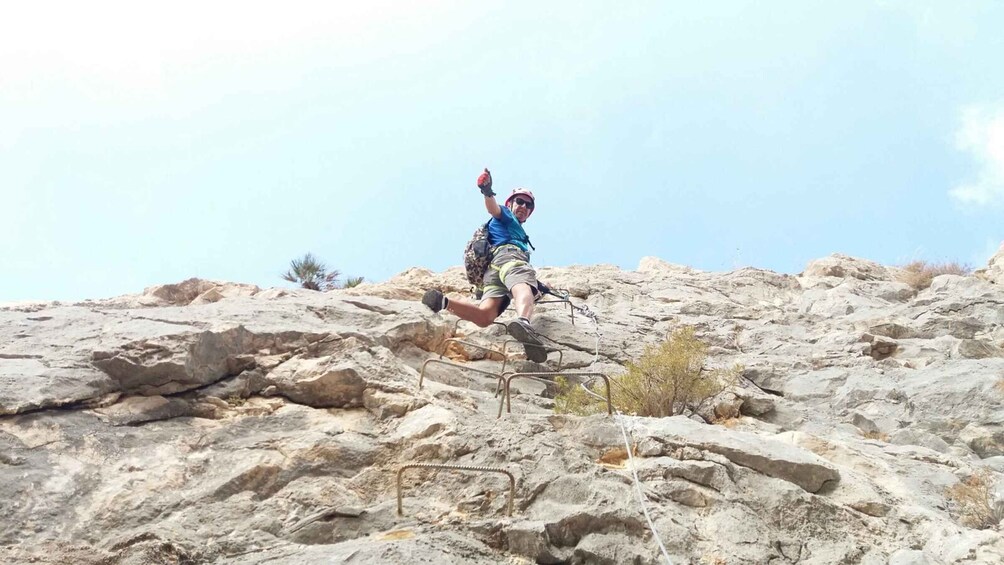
[477,168,494,197]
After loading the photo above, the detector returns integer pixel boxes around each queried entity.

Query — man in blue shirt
[422,169,547,362]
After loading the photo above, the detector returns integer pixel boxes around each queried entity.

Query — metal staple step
[396,463,516,517]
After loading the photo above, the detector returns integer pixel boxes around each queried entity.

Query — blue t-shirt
[487,206,531,253]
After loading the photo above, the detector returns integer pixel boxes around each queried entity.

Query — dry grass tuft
[555,327,741,417]
[861,430,889,442]
[597,446,632,469]
[715,416,744,429]
[897,260,972,290]
[945,469,1004,529]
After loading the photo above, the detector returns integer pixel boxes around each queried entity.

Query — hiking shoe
[422,289,447,313]
[507,317,548,363]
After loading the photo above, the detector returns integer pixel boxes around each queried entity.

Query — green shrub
[898,260,972,290]
[553,375,606,416]
[555,327,741,417]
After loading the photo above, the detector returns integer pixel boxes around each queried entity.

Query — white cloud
[949,104,1004,206]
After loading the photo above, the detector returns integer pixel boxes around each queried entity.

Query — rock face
[1,252,1003,564]
[976,242,1004,285]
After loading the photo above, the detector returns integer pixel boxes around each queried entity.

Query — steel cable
[563,295,674,565]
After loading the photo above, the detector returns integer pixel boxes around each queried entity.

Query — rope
[545,289,673,565]
[578,384,673,565]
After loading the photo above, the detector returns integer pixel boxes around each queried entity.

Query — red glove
[477,168,494,197]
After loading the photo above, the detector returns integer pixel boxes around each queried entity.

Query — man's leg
[444,295,505,328]
[505,282,547,362]
[510,282,536,321]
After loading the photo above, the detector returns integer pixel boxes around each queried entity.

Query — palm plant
[281,253,340,291]
[344,276,365,288]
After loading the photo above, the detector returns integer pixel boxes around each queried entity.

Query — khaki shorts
[481,245,538,314]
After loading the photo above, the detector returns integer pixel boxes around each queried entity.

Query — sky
[3,1,1004,302]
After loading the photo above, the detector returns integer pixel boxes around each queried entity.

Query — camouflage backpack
[463,221,492,297]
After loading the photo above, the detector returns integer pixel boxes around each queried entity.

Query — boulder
[803,254,892,281]
[633,416,840,493]
[974,242,1004,285]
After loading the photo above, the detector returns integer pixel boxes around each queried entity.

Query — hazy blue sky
[3,1,1003,302]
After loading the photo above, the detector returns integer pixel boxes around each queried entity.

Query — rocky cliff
[1,251,1003,564]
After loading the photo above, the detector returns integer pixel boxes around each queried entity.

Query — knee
[473,308,499,328]
[511,283,532,296]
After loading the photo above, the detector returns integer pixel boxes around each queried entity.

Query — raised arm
[477,168,503,219]
[484,194,502,218]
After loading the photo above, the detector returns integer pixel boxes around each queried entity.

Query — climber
[421,168,548,362]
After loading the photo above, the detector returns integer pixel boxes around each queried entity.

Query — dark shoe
[422,289,446,313]
[507,317,548,363]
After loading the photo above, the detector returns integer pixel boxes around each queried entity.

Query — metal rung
[396,463,516,516]
[427,339,562,391]
[451,318,500,335]
[497,371,613,418]
[441,341,518,375]
[438,337,563,377]
[535,298,575,325]
[503,339,563,371]
[450,319,511,335]
[439,338,508,361]
[418,358,503,390]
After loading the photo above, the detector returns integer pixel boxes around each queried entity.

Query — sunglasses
[512,197,534,209]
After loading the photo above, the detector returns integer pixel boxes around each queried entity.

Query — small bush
[555,327,741,417]
[897,260,972,290]
[945,469,1004,529]
[225,394,246,407]
[553,375,606,415]
[344,276,365,288]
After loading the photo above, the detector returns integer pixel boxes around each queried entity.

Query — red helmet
[504,188,536,216]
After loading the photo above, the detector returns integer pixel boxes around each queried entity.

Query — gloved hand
[477,168,494,197]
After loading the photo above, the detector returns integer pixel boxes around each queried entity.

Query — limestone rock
[960,424,1004,458]
[635,416,840,493]
[93,395,192,426]
[3,256,1004,565]
[868,321,918,340]
[144,278,260,306]
[956,339,1004,359]
[803,253,893,281]
[265,339,415,408]
[890,429,951,453]
[974,242,1004,285]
